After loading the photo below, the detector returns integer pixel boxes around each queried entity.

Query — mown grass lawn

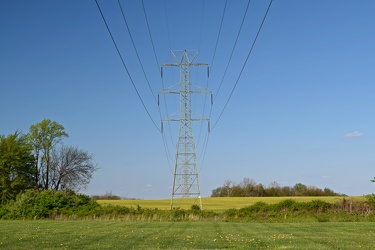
[98,196,364,211]
[1,220,374,249]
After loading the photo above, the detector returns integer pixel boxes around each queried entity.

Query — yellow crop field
[97,196,365,211]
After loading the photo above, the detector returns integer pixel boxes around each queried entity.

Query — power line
[122,0,174,171]
[95,0,161,132]
[163,0,177,152]
[195,0,207,149]
[161,131,174,174]
[196,0,228,168]
[211,0,273,131]
[210,0,228,68]
[119,0,175,171]
[197,0,226,149]
[199,0,247,154]
[164,0,172,50]
[141,0,177,171]
[201,0,228,118]
[141,0,177,162]
[141,0,160,68]
[117,0,157,104]
[214,0,252,102]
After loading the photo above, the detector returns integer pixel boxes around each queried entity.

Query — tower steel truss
[160,50,211,209]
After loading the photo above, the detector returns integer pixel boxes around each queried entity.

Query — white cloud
[344,131,363,138]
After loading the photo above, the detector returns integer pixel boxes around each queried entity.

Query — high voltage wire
[197,0,227,147]
[214,0,252,102]
[210,0,228,69]
[141,0,175,173]
[197,0,228,169]
[195,0,207,150]
[161,0,182,165]
[118,0,174,172]
[198,0,272,172]
[95,0,161,132]
[142,0,176,164]
[141,0,160,68]
[199,0,251,155]
[211,0,273,131]
[164,0,172,51]
[117,0,157,104]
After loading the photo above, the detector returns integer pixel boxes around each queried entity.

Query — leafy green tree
[294,183,307,196]
[27,119,68,190]
[371,178,375,183]
[254,184,265,197]
[211,187,222,197]
[0,132,35,203]
[266,182,282,197]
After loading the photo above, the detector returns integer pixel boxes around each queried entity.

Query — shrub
[241,201,269,213]
[303,200,332,213]
[272,199,299,212]
[365,194,375,210]
[224,208,238,219]
[190,204,201,211]
[0,190,100,219]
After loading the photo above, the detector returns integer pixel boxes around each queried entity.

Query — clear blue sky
[1,0,374,199]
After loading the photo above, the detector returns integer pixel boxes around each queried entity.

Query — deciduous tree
[294,183,307,196]
[27,119,68,189]
[0,132,35,203]
[49,146,97,191]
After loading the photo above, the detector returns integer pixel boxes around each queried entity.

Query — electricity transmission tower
[160,50,211,209]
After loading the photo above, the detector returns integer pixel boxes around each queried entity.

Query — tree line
[0,119,97,203]
[211,178,343,197]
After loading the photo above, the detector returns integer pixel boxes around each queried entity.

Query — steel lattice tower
[160,50,211,209]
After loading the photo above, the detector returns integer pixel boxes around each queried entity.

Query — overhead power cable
[211,0,273,131]
[210,0,228,69]
[141,0,160,68]
[117,0,157,104]
[214,0,252,102]
[197,0,225,145]
[164,0,172,50]
[195,0,206,149]
[142,0,176,153]
[95,0,161,132]
[140,0,175,172]
[196,0,227,158]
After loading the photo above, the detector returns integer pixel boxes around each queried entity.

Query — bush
[240,201,269,214]
[272,199,299,212]
[0,190,100,219]
[190,204,201,211]
[365,194,375,210]
[304,200,332,213]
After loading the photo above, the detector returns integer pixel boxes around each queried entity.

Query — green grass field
[98,196,364,211]
[1,220,374,249]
